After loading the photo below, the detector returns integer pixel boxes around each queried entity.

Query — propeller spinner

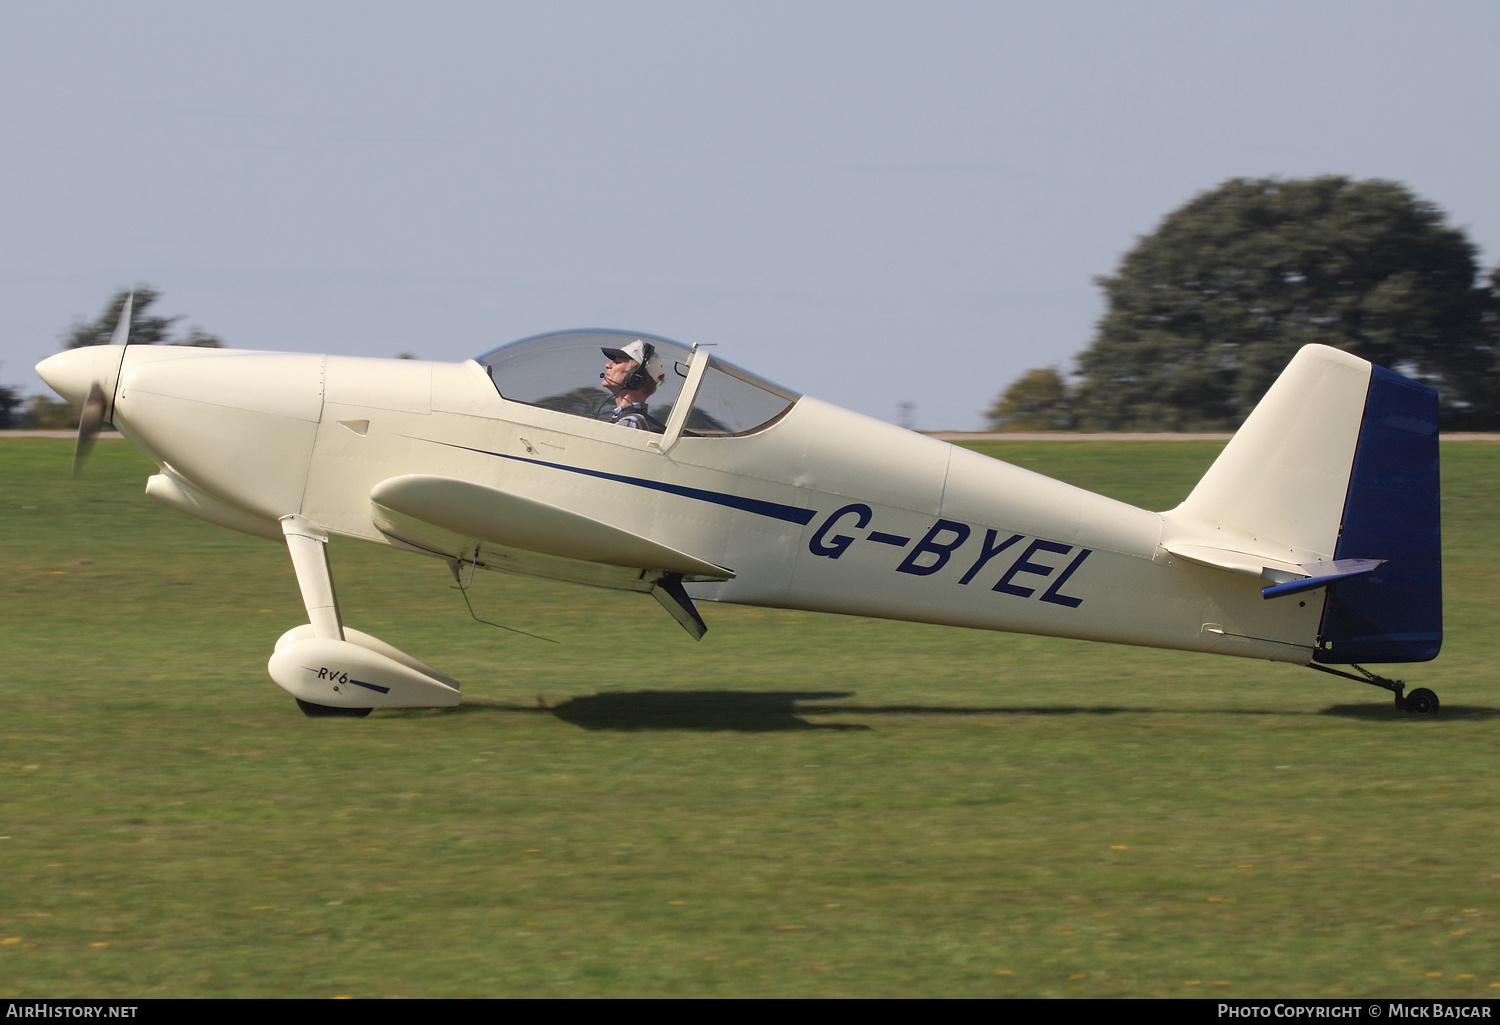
[35,292,133,476]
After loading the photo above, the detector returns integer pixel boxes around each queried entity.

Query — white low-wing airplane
[36,298,1443,717]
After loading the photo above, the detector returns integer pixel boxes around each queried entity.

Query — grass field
[2,437,1497,998]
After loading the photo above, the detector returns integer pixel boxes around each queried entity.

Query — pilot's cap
[601,339,665,384]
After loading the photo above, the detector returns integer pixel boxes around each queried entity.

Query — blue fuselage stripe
[425,440,816,525]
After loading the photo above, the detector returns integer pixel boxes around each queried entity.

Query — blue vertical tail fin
[1314,365,1442,664]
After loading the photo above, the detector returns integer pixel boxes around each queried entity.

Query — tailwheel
[1308,662,1437,713]
[1403,688,1440,715]
[295,698,373,718]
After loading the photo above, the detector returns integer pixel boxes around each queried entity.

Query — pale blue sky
[3,1,1497,428]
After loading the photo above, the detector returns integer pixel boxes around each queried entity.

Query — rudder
[1315,365,1442,664]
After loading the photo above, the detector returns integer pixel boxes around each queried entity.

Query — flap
[370,474,734,582]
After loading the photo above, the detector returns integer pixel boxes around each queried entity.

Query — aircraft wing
[369,474,735,588]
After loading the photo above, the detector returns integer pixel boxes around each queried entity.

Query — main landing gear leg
[282,515,345,643]
[1307,663,1440,714]
[269,515,461,717]
[281,515,367,718]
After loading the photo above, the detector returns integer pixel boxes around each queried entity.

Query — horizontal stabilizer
[1160,542,1305,582]
[371,474,734,581]
[1261,559,1385,600]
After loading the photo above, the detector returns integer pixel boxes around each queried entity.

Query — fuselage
[39,341,1327,665]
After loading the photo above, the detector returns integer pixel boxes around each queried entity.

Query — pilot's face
[602,357,635,391]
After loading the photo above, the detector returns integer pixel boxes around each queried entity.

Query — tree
[64,287,223,350]
[0,384,22,429]
[1483,267,1500,383]
[1069,177,1498,430]
[25,395,77,429]
[985,367,1072,431]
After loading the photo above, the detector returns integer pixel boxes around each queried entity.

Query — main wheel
[1404,688,1439,714]
[295,698,373,718]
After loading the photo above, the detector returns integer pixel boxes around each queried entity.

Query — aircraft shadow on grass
[472,691,871,732]
[1320,704,1500,721]
[458,691,1179,732]
[444,692,1500,732]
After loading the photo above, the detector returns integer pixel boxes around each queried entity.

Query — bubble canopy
[475,329,800,438]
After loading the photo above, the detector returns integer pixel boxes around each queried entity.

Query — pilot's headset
[603,340,665,392]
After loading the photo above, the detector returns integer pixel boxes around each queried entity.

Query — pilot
[600,339,667,431]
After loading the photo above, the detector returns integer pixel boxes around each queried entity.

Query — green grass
[2,438,1497,997]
